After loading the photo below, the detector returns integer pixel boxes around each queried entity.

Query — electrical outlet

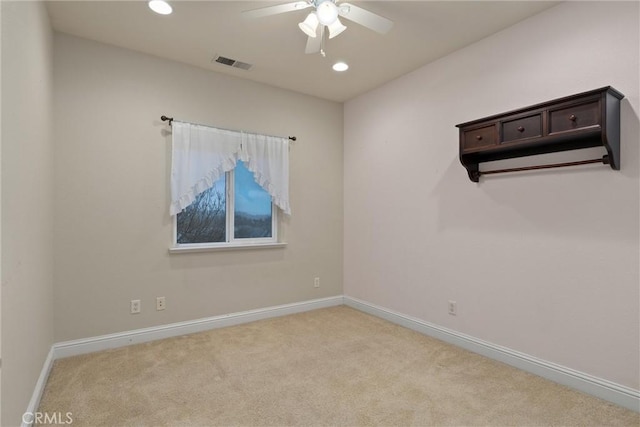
[448,300,457,316]
[131,299,141,314]
[156,296,166,311]
[314,277,320,288]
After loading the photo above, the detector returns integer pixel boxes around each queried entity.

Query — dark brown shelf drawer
[549,101,600,134]
[463,125,497,150]
[501,114,542,143]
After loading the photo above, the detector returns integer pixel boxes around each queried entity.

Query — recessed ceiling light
[148,0,172,15]
[332,62,349,72]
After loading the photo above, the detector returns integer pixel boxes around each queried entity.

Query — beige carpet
[38,306,639,426]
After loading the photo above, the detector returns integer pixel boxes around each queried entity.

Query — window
[169,121,290,252]
[174,161,278,250]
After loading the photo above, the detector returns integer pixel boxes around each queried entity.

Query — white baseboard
[344,296,640,413]
[54,296,344,359]
[21,347,55,427]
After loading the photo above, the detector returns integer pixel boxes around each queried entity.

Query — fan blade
[243,1,312,19]
[305,25,323,54]
[338,3,393,34]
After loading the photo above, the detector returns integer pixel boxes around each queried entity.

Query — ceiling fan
[242,0,393,56]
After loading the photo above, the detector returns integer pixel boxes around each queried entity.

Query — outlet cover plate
[131,299,141,314]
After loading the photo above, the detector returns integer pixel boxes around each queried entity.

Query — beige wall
[344,1,639,389]
[1,1,55,423]
[53,34,343,342]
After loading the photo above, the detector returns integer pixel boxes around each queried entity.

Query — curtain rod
[160,115,296,141]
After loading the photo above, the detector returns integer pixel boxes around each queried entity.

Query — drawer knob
[476,135,483,141]
[569,114,577,121]
[517,126,525,132]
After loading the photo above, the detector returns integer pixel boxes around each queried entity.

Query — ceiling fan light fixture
[316,0,338,25]
[298,12,319,38]
[148,0,172,15]
[327,17,346,39]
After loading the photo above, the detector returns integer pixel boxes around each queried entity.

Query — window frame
[170,165,285,253]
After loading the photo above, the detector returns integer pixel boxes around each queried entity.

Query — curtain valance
[170,121,290,216]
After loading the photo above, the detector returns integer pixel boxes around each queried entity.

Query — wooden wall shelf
[456,86,624,182]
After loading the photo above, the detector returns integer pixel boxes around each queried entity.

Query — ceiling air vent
[212,55,253,71]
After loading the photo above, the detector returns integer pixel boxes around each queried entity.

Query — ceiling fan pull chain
[321,25,326,57]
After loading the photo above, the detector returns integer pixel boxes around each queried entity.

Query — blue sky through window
[234,161,272,216]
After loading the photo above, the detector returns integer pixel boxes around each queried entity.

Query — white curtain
[170,121,290,216]
[239,133,290,215]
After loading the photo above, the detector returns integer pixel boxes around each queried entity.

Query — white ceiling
[46,1,560,102]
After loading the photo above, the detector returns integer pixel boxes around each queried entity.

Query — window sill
[169,242,287,254]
